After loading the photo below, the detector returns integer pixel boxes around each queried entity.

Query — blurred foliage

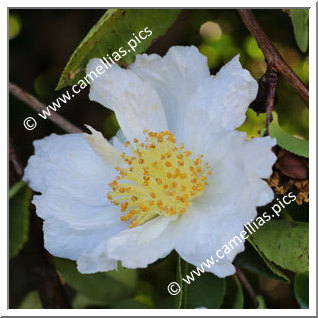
[294,272,309,309]
[9,14,22,40]
[177,258,225,309]
[9,8,309,309]
[19,291,42,309]
[269,112,309,158]
[55,257,137,304]
[238,108,266,139]
[256,295,267,309]
[290,9,309,53]
[9,183,31,259]
[221,276,244,308]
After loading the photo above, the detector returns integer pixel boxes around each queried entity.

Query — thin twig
[9,82,83,134]
[265,65,279,130]
[10,139,71,308]
[238,9,309,107]
[9,137,24,179]
[235,265,259,308]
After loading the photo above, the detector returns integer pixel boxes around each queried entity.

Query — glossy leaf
[55,257,137,303]
[250,220,309,273]
[269,112,309,158]
[290,9,309,52]
[57,9,181,89]
[294,272,309,309]
[9,183,32,259]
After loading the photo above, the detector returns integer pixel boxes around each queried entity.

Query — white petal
[24,132,128,263]
[242,136,277,178]
[174,204,245,278]
[131,46,210,139]
[87,59,168,141]
[199,131,275,222]
[209,55,258,130]
[43,216,124,262]
[24,133,117,206]
[181,55,258,154]
[32,193,122,230]
[104,216,177,268]
[77,245,118,274]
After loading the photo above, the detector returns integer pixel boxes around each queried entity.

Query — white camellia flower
[24,46,276,278]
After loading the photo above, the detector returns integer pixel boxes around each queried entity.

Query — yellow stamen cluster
[107,130,212,228]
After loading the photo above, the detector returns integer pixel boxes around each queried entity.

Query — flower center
[107,130,212,228]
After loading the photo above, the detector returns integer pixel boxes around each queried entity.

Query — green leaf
[9,181,27,199]
[290,9,309,52]
[176,256,183,309]
[56,9,181,90]
[72,292,150,309]
[294,272,309,308]
[237,108,266,139]
[109,299,150,309]
[250,220,309,273]
[132,281,155,308]
[178,258,225,309]
[269,112,309,158]
[72,293,108,309]
[235,241,289,282]
[104,112,120,139]
[19,291,42,309]
[221,275,244,309]
[55,257,137,303]
[9,183,32,259]
[256,295,267,309]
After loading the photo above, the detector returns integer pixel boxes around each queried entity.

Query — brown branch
[238,9,309,107]
[265,65,279,130]
[235,265,259,308]
[9,82,83,134]
[9,137,24,182]
[10,139,71,308]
